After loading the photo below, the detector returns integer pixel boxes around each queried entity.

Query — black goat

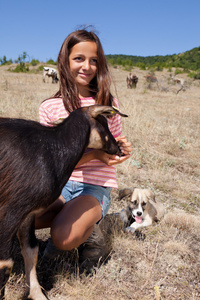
[0,105,127,300]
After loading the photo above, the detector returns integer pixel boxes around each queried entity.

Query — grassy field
[0,65,200,299]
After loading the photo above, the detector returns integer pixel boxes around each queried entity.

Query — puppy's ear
[144,189,156,203]
[146,201,158,220]
[119,188,132,200]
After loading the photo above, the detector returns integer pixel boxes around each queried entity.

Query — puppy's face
[129,189,154,224]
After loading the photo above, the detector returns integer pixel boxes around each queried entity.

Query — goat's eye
[142,202,146,206]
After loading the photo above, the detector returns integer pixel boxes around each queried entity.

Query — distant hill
[106,46,200,71]
[1,46,200,79]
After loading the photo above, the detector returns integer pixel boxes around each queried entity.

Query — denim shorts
[61,180,112,218]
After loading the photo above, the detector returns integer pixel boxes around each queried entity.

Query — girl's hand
[94,136,132,166]
[115,136,132,156]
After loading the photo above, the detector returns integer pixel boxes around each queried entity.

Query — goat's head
[84,105,128,156]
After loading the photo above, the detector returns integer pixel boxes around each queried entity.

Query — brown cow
[126,73,138,89]
[144,74,158,83]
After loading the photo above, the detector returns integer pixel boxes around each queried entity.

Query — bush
[188,71,200,79]
[137,62,146,70]
[116,57,123,65]
[46,59,56,65]
[30,59,40,66]
[37,65,44,71]
[194,72,200,79]
[107,58,115,66]
[11,64,29,73]
[155,65,163,71]
[9,52,29,73]
[175,68,183,75]
[0,56,12,65]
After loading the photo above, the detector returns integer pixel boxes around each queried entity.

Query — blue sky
[0,0,199,62]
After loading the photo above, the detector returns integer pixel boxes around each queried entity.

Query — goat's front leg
[17,213,47,300]
[0,258,14,299]
[0,220,15,299]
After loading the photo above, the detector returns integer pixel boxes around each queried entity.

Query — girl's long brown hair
[54,29,113,112]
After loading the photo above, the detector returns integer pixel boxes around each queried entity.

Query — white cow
[43,67,59,83]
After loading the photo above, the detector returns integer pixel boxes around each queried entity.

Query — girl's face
[69,41,98,95]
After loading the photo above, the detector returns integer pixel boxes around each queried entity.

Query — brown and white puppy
[120,188,165,233]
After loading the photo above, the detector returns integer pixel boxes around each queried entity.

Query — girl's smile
[69,41,98,96]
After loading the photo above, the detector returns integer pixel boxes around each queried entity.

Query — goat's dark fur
[0,105,126,299]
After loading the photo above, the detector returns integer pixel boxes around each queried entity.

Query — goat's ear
[89,105,128,118]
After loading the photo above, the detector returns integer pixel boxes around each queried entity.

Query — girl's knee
[51,227,69,250]
[51,227,79,251]
[52,238,73,251]
[51,224,94,251]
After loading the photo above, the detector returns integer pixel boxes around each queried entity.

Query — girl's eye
[74,57,83,61]
[91,58,97,65]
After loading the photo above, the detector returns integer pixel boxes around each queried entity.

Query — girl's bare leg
[50,195,102,250]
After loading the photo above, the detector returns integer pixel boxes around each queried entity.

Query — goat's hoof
[28,290,48,300]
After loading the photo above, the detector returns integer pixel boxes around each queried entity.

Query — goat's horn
[89,105,128,118]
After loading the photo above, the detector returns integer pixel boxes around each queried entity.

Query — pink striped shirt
[39,97,122,188]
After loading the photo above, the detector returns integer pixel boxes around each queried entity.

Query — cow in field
[169,74,185,94]
[144,74,158,83]
[43,67,59,83]
[126,73,138,89]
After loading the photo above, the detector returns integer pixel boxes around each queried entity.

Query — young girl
[35,29,132,252]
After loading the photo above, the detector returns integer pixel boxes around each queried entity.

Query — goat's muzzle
[116,141,125,157]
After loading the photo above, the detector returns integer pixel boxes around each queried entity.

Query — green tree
[11,52,29,72]
[30,59,40,66]
[46,59,56,65]
[0,55,12,65]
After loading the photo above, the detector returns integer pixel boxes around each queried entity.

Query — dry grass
[0,65,200,299]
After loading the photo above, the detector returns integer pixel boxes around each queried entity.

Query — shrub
[175,68,183,75]
[188,71,200,79]
[107,58,115,66]
[137,62,146,70]
[155,65,163,71]
[9,52,29,73]
[46,59,56,65]
[0,56,12,65]
[37,65,44,71]
[193,72,200,79]
[11,64,29,73]
[30,59,40,66]
[194,72,200,79]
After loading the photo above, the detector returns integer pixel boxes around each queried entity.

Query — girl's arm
[76,136,132,167]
